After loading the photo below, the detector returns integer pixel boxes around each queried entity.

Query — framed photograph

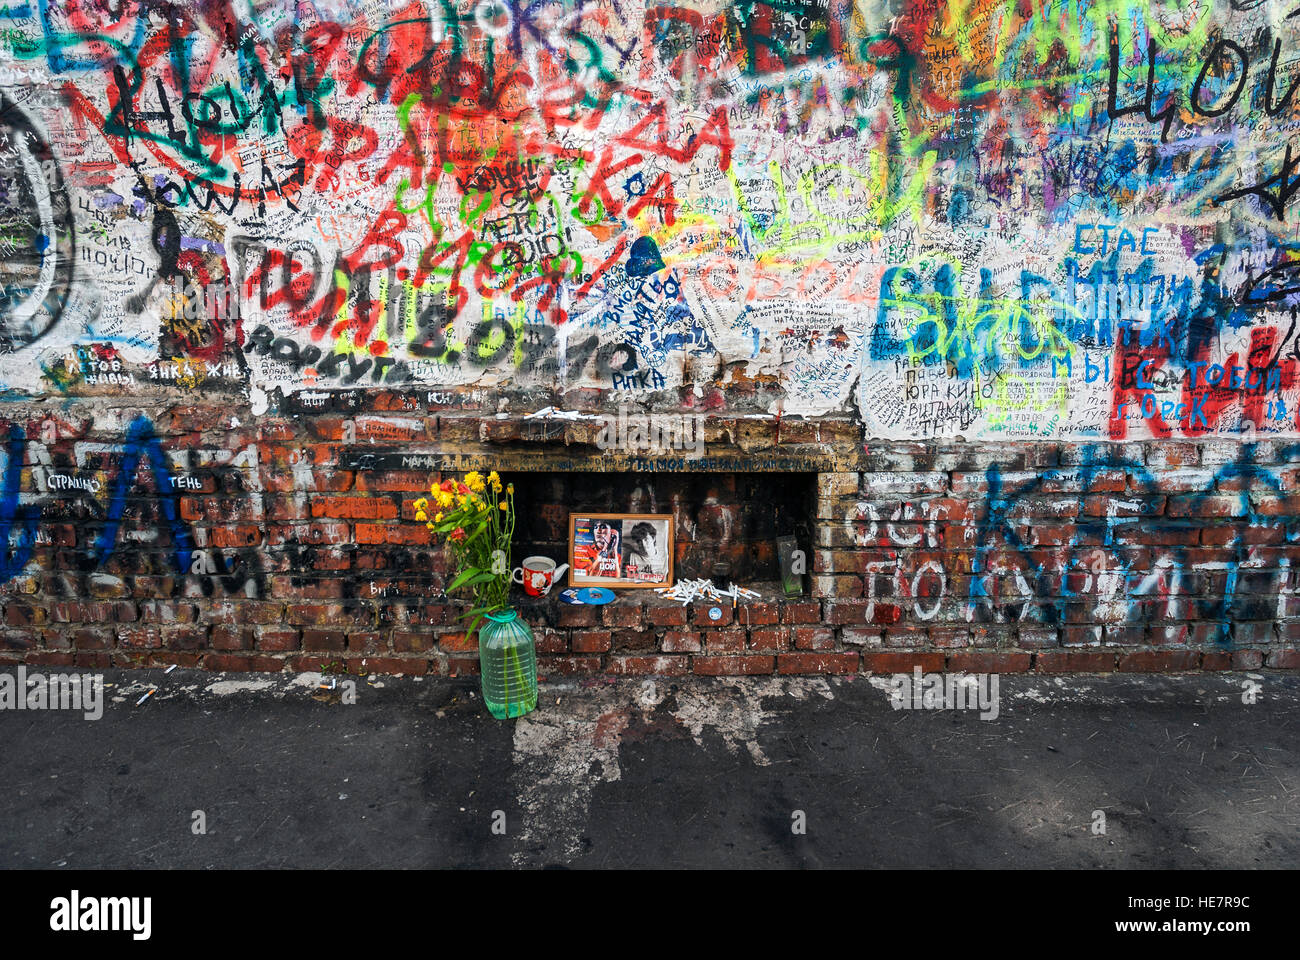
[569,513,674,588]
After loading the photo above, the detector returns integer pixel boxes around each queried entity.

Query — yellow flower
[414,498,428,512]
[499,502,508,511]
[488,471,499,484]
[434,512,443,522]
[464,471,486,494]
[506,483,514,495]
[415,509,427,522]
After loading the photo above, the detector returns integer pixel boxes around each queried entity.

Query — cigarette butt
[135,689,156,706]
[164,664,177,674]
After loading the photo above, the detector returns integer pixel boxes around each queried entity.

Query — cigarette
[164,665,177,674]
[135,689,156,706]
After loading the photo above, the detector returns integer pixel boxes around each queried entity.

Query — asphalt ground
[2,668,1296,870]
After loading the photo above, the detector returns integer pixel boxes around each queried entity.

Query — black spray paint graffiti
[0,417,263,598]
[0,93,76,353]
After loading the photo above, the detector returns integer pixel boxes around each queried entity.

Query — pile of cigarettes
[655,579,761,606]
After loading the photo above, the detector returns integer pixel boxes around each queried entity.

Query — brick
[534,630,568,654]
[437,632,475,654]
[1265,648,1300,669]
[302,629,346,652]
[536,656,602,676]
[139,601,199,623]
[26,652,74,666]
[557,605,600,628]
[811,574,864,598]
[1117,650,1201,671]
[601,603,644,628]
[255,628,301,652]
[691,601,733,626]
[606,656,690,675]
[646,605,688,627]
[1034,651,1116,673]
[702,628,745,653]
[824,600,873,625]
[781,601,822,624]
[613,628,656,651]
[116,624,162,649]
[1231,622,1276,646]
[1230,649,1265,670]
[211,625,254,651]
[817,472,860,496]
[573,630,612,653]
[287,603,350,626]
[310,497,399,520]
[747,627,789,652]
[929,626,969,649]
[840,627,883,647]
[1149,624,1189,646]
[5,603,46,627]
[946,651,1032,672]
[204,654,255,672]
[661,630,702,653]
[1103,624,1145,646]
[792,626,835,650]
[72,628,113,650]
[1062,625,1103,646]
[347,632,384,654]
[1201,650,1232,670]
[862,652,944,674]
[359,657,429,675]
[777,652,859,674]
[737,602,780,626]
[693,655,775,676]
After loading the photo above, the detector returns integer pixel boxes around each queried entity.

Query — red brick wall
[1,399,1297,676]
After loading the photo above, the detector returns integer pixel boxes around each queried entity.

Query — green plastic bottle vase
[478,609,538,719]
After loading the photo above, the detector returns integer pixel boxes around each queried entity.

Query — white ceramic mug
[511,556,570,596]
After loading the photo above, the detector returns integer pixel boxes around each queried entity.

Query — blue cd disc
[576,587,615,605]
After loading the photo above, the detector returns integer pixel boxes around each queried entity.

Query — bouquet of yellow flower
[415,470,515,636]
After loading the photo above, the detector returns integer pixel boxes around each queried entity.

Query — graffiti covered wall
[1,1,1300,677]
[0,0,1299,436]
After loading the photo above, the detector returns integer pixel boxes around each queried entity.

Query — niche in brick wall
[505,472,817,585]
